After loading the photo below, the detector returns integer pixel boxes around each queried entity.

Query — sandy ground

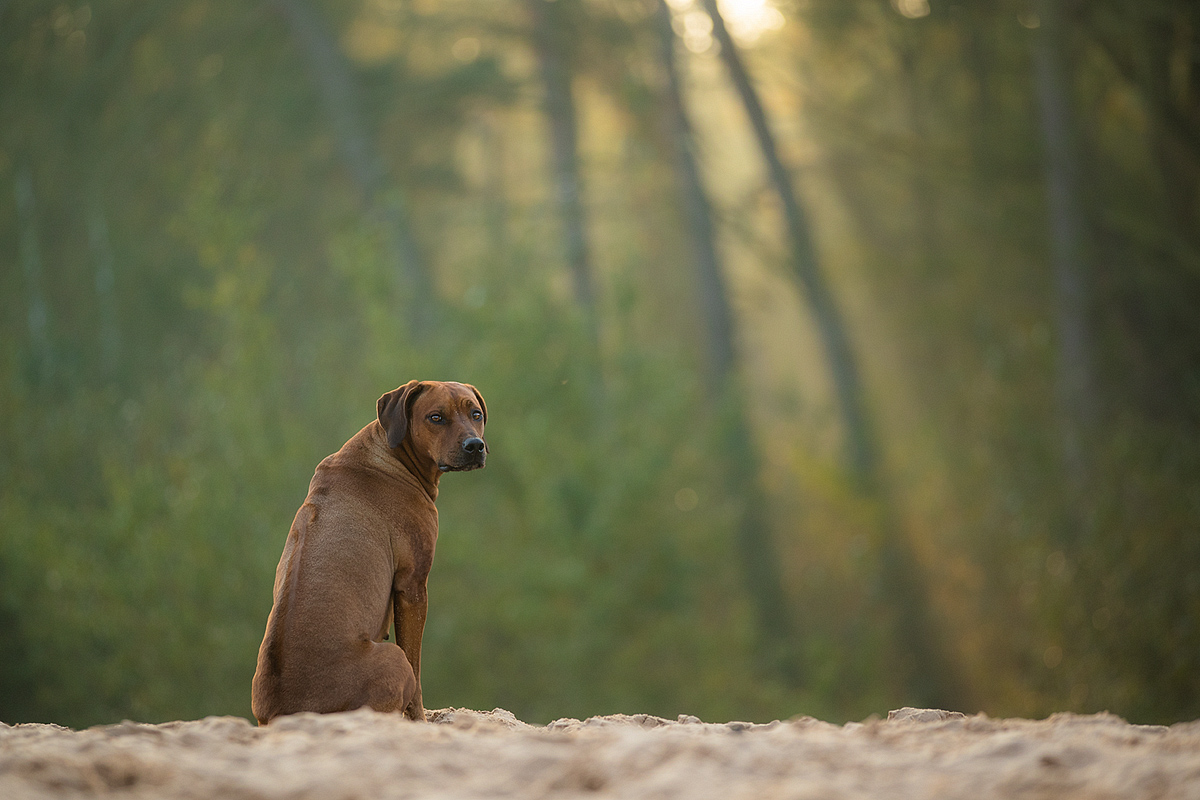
[2,706,1198,799]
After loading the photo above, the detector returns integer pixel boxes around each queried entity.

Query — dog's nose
[462,437,485,454]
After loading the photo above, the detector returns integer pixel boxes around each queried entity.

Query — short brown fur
[251,380,487,724]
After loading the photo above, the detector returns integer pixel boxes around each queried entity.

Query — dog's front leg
[394,585,428,721]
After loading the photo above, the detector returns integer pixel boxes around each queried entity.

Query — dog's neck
[395,439,440,501]
[383,433,440,503]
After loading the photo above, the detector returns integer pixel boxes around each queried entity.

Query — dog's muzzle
[439,437,487,472]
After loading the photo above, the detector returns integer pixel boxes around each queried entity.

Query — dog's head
[377,380,487,472]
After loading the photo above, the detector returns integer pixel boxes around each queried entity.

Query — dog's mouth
[438,458,486,473]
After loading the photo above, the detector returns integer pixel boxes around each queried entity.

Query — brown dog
[250,380,487,724]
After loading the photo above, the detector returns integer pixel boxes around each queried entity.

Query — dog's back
[251,496,321,723]
[251,429,415,724]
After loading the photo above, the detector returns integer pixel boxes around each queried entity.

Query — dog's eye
[428,413,444,424]
[471,410,482,421]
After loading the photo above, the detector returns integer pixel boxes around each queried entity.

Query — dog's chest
[385,504,437,587]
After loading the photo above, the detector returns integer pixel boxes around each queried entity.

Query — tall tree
[1134,4,1200,249]
[86,201,120,380]
[700,0,875,487]
[654,0,802,683]
[270,0,436,337]
[14,166,52,386]
[528,0,598,338]
[890,23,942,266]
[1080,1,1200,412]
[701,0,964,707]
[655,1,734,391]
[1030,0,1096,517]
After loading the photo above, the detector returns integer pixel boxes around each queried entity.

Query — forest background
[2,0,1198,729]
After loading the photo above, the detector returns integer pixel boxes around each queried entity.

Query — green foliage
[794,0,1200,722]
[1,0,1197,729]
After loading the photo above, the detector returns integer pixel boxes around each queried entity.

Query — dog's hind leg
[349,640,418,716]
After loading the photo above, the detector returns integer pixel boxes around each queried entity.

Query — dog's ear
[465,383,487,424]
[377,380,425,449]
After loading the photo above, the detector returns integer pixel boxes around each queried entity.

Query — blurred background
[2,0,1198,728]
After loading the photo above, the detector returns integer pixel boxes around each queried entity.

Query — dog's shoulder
[305,422,424,504]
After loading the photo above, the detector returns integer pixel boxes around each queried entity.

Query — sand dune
[2,706,1198,799]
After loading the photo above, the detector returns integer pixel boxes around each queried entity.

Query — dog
[251,380,487,724]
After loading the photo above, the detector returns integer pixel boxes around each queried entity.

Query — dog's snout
[462,437,485,455]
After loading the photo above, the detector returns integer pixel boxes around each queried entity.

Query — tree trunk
[700,0,875,487]
[1030,0,1096,516]
[962,9,997,176]
[655,0,734,392]
[87,200,120,380]
[655,0,802,683]
[477,114,510,255]
[528,0,598,337]
[701,0,965,708]
[1143,7,1200,248]
[269,0,435,337]
[14,166,52,386]
[893,32,942,268]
